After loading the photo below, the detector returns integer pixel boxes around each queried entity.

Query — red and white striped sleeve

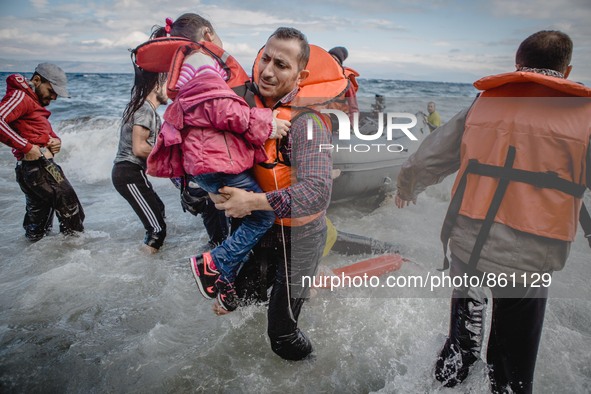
[0,90,33,153]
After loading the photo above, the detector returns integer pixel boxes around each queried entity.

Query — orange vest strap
[344,67,360,92]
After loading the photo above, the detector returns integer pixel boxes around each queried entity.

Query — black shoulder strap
[465,147,516,271]
[580,203,591,248]
[440,145,590,270]
[467,164,585,198]
[440,162,469,270]
[232,81,257,108]
[439,147,516,271]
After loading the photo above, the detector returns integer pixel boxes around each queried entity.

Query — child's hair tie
[165,17,173,35]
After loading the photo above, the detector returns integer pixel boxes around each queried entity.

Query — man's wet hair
[516,30,573,73]
[269,27,310,71]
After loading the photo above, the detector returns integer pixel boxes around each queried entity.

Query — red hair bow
[165,17,173,35]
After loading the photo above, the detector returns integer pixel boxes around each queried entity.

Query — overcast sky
[1,0,590,84]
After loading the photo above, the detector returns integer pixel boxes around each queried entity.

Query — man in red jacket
[0,63,84,241]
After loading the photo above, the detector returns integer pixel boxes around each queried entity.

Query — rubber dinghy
[330,97,427,203]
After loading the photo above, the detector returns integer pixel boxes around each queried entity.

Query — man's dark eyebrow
[274,58,289,67]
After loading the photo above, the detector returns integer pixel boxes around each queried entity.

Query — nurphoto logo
[308,109,418,153]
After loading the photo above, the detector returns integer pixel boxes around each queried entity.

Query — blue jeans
[191,171,275,283]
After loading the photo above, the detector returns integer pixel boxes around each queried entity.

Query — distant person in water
[328,46,360,118]
[425,101,441,132]
[0,63,85,241]
[112,73,168,253]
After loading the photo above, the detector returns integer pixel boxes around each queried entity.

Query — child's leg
[194,172,274,283]
[213,203,274,281]
[188,174,223,195]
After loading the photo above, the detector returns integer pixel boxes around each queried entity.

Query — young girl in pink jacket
[146,14,289,311]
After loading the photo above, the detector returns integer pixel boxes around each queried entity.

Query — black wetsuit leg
[16,158,84,240]
[112,161,166,249]
[233,244,274,303]
[487,285,547,394]
[442,256,548,393]
[267,226,326,361]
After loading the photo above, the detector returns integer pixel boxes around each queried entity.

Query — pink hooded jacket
[147,71,271,178]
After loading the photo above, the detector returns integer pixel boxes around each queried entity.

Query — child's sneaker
[190,252,219,299]
[215,278,239,311]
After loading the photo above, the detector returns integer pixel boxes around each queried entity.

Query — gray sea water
[0,73,589,393]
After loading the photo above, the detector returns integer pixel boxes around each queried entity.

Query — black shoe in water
[434,338,478,387]
[215,278,239,311]
[434,292,486,387]
[190,252,219,299]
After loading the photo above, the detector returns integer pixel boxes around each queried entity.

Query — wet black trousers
[15,158,85,241]
[264,226,327,361]
[486,290,547,394]
[449,257,548,394]
[112,162,166,249]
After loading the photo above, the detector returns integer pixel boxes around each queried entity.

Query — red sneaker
[215,278,239,311]
[190,252,219,299]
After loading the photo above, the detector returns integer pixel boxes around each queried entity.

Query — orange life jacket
[131,37,251,100]
[344,66,360,93]
[452,71,591,242]
[251,44,349,226]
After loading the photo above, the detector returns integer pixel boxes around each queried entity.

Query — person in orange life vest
[395,31,591,393]
[112,74,168,254]
[0,63,85,241]
[147,14,290,312]
[212,27,333,361]
[328,46,360,119]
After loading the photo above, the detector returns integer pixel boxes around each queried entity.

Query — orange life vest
[131,37,251,100]
[344,66,360,93]
[251,44,349,226]
[452,71,591,242]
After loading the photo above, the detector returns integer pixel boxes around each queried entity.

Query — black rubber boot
[270,328,313,361]
[435,288,487,387]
